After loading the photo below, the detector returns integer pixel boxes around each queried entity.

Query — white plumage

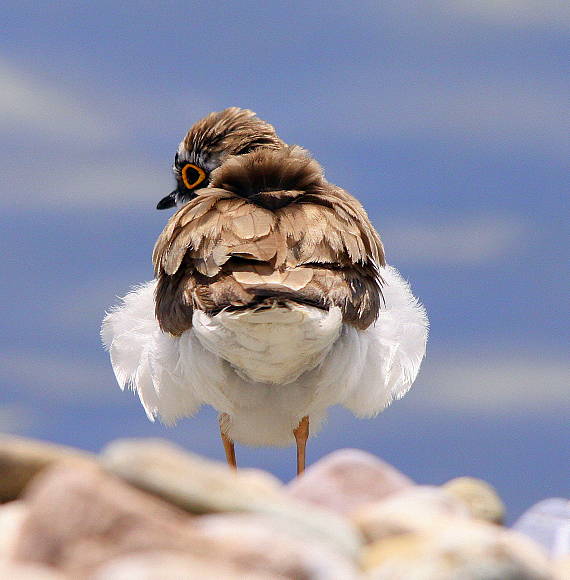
[101,265,428,447]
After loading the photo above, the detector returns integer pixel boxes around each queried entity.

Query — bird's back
[153,146,386,348]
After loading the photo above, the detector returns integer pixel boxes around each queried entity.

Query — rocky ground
[0,436,568,579]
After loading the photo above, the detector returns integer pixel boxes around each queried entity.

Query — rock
[513,498,570,558]
[0,562,65,580]
[11,462,209,577]
[0,435,94,502]
[363,519,552,580]
[443,476,505,524]
[286,449,413,516]
[11,460,358,579]
[192,513,359,579]
[0,501,28,559]
[91,551,278,580]
[101,438,361,559]
[352,485,469,543]
[553,556,570,580]
[101,438,283,513]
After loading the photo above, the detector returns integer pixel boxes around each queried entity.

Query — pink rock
[286,449,413,515]
[0,562,64,580]
[11,462,204,577]
[553,556,570,580]
[0,435,94,502]
[11,461,358,579]
[91,551,278,580]
[193,513,359,579]
[102,439,359,557]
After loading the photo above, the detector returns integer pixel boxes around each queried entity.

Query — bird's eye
[181,163,207,190]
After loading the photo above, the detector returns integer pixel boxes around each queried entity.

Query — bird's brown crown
[182,107,284,159]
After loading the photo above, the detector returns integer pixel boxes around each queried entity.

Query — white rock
[286,449,413,515]
[0,501,28,559]
[193,513,359,579]
[92,551,275,580]
[443,476,505,524]
[364,519,552,580]
[352,485,469,543]
[513,498,570,558]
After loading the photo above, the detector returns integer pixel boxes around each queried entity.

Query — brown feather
[154,147,385,334]
[182,108,285,162]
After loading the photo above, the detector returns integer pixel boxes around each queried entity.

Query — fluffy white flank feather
[101,266,428,446]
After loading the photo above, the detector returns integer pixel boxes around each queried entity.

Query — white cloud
[55,276,153,333]
[382,215,525,266]
[0,58,119,144]
[411,352,570,413]
[438,0,570,28]
[0,58,193,210]
[311,76,569,162]
[0,351,122,405]
[318,5,569,160]
[1,157,169,210]
[376,1,570,30]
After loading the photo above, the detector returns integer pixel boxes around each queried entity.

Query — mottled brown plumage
[182,107,285,161]
[154,146,385,335]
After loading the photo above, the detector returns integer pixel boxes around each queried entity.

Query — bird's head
[156,107,285,209]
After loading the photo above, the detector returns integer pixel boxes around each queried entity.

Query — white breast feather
[192,304,343,385]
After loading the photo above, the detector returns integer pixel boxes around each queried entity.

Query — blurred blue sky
[1,2,568,521]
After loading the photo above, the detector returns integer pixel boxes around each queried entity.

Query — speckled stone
[363,519,552,580]
[513,498,570,558]
[286,449,413,516]
[352,485,469,543]
[443,476,505,524]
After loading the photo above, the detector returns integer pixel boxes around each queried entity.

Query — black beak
[156,191,177,210]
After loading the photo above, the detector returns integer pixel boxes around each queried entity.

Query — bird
[102,109,428,475]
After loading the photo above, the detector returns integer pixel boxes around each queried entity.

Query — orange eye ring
[181,163,207,190]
